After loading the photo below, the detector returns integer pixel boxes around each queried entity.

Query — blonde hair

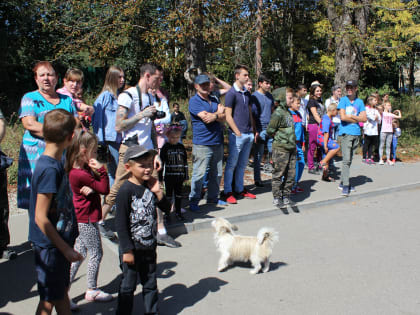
[65,129,98,173]
[64,68,84,82]
[101,66,124,97]
[327,103,337,112]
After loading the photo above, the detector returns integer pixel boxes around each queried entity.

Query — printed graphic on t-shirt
[345,105,358,116]
[130,189,156,246]
[52,175,78,243]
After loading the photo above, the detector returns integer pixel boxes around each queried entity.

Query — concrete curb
[167,181,420,235]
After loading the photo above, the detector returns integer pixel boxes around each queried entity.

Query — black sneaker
[1,248,17,260]
[157,234,181,248]
[175,213,186,221]
[274,198,289,214]
[255,181,264,187]
[98,223,117,240]
[283,196,296,207]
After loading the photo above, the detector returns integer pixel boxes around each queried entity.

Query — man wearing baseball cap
[188,74,226,211]
[337,79,367,196]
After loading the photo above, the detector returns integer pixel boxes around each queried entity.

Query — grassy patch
[3,117,24,187]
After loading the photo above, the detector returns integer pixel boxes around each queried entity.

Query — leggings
[307,123,321,170]
[165,177,183,214]
[379,132,393,161]
[362,135,378,159]
[70,222,103,289]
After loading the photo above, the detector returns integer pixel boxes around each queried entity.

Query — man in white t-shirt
[101,63,180,247]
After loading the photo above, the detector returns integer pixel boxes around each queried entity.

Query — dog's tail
[257,227,279,245]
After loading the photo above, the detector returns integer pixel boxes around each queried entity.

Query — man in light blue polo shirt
[337,80,367,196]
[188,74,226,211]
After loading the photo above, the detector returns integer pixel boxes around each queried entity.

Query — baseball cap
[194,74,210,85]
[123,145,156,163]
[346,80,358,87]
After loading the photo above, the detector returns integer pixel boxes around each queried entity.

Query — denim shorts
[34,245,70,301]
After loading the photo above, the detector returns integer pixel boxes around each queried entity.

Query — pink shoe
[85,289,113,302]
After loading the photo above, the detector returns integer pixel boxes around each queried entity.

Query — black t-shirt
[115,180,171,253]
[160,142,188,180]
[307,98,325,124]
[171,111,187,123]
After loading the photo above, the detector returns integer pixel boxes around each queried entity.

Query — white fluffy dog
[212,217,278,274]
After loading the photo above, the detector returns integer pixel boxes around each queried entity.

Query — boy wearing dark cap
[115,145,172,315]
[337,80,366,196]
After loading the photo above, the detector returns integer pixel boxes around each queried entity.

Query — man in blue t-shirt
[337,80,367,196]
[223,65,257,204]
[251,74,274,187]
[188,74,226,211]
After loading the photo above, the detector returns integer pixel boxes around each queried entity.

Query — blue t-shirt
[337,96,365,136]
[29,155,78,248]
[189,94,223,146]
[225,84,252,134]
[19,91,77,148]
[251,91,274,132]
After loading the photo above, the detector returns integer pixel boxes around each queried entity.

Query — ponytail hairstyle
[366,96,376,107]
[65,128,98,173]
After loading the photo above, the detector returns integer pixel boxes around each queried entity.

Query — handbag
[97,102,111,163]
[0,150,13,171]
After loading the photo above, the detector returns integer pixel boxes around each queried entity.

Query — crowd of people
[0,60,403,314]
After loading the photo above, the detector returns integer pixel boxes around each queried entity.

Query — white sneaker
[70,300,79,311]
[379,160,384,165]
[85,289,113,302]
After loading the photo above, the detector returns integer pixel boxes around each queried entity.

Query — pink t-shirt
[381,112,395,133]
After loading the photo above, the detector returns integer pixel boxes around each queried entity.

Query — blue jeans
[106,141,121,188]
[295,145,305,185]
[178,120,188,138]
[392,134,398,160]
[253,129,269,182]
[224,131,254,193]
[189,144,223,204]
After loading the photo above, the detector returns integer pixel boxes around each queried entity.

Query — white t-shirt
[381,111,396,133]
[363,106,381,136]
[118,86,155,149]
[325,97,341,124]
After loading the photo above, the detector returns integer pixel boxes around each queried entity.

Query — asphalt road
[2,186,420,315]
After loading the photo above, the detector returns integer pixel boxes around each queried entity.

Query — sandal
[322,169,335,182]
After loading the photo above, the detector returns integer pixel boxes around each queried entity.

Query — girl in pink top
[65,129,112,308]
[379,101,401,165]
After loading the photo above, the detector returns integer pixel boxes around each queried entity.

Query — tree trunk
[184,3,207,97]
[408,45,415,95]
[255,0,263,79]
[328,0,369,89]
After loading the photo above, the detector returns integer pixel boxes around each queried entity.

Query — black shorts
[34,245,70,301]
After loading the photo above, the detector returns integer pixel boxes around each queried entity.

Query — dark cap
[194,74,210,85]
[123,145,156,164]
[346,80,358,87]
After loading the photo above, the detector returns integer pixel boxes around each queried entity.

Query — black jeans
[164,177,183,214]
[0,169,10,250]
[116,249,158,315]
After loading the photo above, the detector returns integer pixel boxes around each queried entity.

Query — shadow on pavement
[72,261,179,314]
[0,242,37,308]
[351,175,373,188]
[292,179,317,202]
[159,276,228,314]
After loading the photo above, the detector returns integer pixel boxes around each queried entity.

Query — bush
[3,118,25,186]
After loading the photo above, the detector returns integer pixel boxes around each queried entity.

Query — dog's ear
[231,224,238,231]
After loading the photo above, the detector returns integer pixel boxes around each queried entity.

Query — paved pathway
[1,157,420,314]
